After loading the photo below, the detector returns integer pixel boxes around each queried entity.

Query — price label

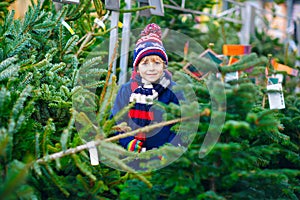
[224,71,239,82]
[267,83,285,110]
[89,146,99,166]
[271,59,299,76]
[223,45,251,56]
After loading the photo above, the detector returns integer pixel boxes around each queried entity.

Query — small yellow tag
[118,21,123,28]
[61,19,75,35]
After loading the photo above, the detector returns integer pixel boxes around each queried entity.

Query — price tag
[61,19,75,35]
[224,71,239,82]
[53,0,80,4]
[274,74,284,83]
[267,83,285,110]
[271,59,299,76]
[88,145,99,166]
[223,45,251,56]
[94,18,106,30]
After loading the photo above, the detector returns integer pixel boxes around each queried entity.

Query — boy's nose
[148,63,155,70]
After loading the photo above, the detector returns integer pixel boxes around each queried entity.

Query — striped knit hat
[132,23,168,73]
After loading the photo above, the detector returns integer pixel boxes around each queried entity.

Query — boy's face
[137,55,164,83]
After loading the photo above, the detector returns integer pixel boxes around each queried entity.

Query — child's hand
[127,139,143,152]
[112,122,132,132]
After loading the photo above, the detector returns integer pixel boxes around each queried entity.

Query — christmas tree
[0,0,299,199]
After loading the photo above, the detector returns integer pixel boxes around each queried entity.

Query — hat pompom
[140,23,162,39]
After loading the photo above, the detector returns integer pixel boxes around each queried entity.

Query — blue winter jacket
[111,80,183,150]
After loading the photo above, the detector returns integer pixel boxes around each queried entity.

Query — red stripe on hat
[128,110,154,120]
[133,49,168,67]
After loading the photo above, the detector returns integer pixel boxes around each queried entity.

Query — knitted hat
[132,23,168,72]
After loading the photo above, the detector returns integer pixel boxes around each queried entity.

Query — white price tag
[89,146,99,166]
[225,71,238,82]
[94,18,106,30]
[274,74,284,83]
[61,19,75,35]
[267,83,285,110]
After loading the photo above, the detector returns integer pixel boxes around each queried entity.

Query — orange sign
[223,45,251,56]
[271,59,298,76]
[228,57,239,65]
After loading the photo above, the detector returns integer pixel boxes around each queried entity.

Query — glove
[127,139,143,153]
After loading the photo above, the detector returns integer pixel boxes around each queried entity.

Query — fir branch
[9,85,33,132]
[0,55,18,72]
[98,38,118,111]
[61,35,79,57]
[93,0,104,19]
[43,164,70,197]
[101,152,153,188]
[0,130,9,157]
[119,6,156,13]
[32,21,56,31]
[0,161,32,200]
[50,62,66,73]
[75,32,93,57]
[7,34,30,57]
[35,109,208,164]
[92,26,115,36]
[42,119,55,156]
[220,54,268,73]
[0,64,19,82]
[72,154,97,181]
[54,6,68,25]
[65,0,91,22]
[60,109,76,151]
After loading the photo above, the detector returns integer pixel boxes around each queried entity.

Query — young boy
[111,23,182,152]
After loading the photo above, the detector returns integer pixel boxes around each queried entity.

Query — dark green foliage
[0,0,15,24]
[0,0,299,199]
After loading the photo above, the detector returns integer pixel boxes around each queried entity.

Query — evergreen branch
[75,32,93,57]
[0,64,19,81]
[220,54,268,73]
[65,0,91,22]
[50,62,66,72]
[72,154,97,181]
[0,55,18,72]
[93,0,103,19]
[9,85,33,132]
[256,109,276,125]
[35,109,209,164]
[119,6,156,13]
[0,130,9,157]
[0,161,31,200]
[61,35,79,57]
[97,75,117,126]
[42,119,55,156]
[98,37,118,111]
[20,59,47,71]
[7,34,30,57]
[54,6,68,25]
[60,108,76,151]
[101,153,153,188]
[92,26,115,36]
[43,164,70,197]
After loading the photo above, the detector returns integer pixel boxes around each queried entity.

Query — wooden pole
[118,0,132,85]
[108,2,120,76]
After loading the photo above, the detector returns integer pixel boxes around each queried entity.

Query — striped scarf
[127,73,171,151]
